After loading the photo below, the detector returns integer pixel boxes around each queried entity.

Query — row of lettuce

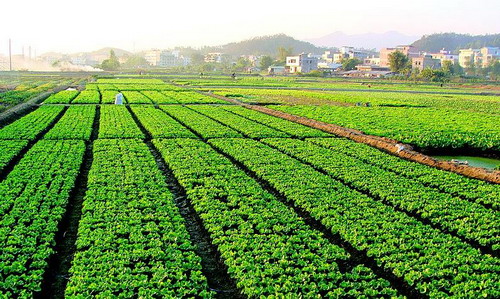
[44,80,226,104]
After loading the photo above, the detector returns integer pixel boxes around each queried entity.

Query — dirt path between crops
[202,91,500,184]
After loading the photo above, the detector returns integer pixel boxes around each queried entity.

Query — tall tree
[388,51,410,73]
[341,58,361,71]
[259,55,274,70]
[277,46,293,63]
[101,50,120,71]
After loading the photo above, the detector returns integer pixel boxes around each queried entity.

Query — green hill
[412,33,500,52]
[209,34,330,56]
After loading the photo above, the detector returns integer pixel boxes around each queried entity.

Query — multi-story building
[458,48,480,68]
[411,55,441,70]
[144,49,161,66]
[379,45,419,67]
[286,53,318,73]
[480,47,500,67]
[204,52,224,63]
[430,49,458,64]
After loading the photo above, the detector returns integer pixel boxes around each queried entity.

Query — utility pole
[9,38,12,71]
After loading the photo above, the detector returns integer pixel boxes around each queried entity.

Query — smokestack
[9,39,12,71]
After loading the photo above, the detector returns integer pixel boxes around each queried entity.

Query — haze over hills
[36,32,500,61]
[411,33,500,52]
[304,31,420,50]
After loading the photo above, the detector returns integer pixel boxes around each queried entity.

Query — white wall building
[286,53,318,73]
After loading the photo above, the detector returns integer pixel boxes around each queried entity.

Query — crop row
[101,90,119,104]
[189,105,289,138]
[44,90,79,104]
[161,106,242,138]
[222,105,331,137]
[0,140,28,172]
[261,138,499,251]
[308,137,500,209]
[271,105,500,151]
[71,90,100,104]
[43,106,96,140]
[122,91,153,104]
[161,90,226,104]
[0,140,85,297]
[154,138,400,297]
[65,139,212,297]
[130,106,196,138]
[210,138,500,298]
[141,90,177,104]
[213,88,500,114]
[98,106,144,139]
[0,106,65,140]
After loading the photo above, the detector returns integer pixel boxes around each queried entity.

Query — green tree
[234,57,251,71]
[341,58,361,71]
[420,68,447,82]
[441,60,454,74]
[277,46,293,63]
[259,55,274,70]
[388,51,410,73]
[122,55,148,68]
[101,50,120,71]
[464,56,476,75]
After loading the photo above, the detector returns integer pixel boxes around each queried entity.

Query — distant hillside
[412,33,500,52]
[208,34,328,56]
[305,31,419,50]
[88,47,131,57]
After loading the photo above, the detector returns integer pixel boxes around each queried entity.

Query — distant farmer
[231,73,236,79]
[115,93,124,105]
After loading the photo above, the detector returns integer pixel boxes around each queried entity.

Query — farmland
[0,77,498,298]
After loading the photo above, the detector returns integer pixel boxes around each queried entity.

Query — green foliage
[98,106,145,138]
[259,55,274,70]
[388,51,410,73]
[0,140,28,172]
[161,106,242,138]
[44,106,96,140]
[211,138,500,297]
[65,139,213,297]
[131,106,196,138]
[277,46,293,63]
[44,90,79,104]
[341,58,361,71]
[272,105,500,151]
[0,106,65,140]
[412,32,500,52]
[122,55,148,68]
[154,138,400,297]
[0,140,86,297]
[100,50,120,71]
[419,68,447,82]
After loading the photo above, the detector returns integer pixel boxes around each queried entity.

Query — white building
[204,53,224,63]
[286,53,319,73]
[145,49,162,66]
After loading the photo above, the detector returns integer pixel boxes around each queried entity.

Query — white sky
[1,0,499,55]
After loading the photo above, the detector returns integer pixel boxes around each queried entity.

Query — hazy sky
[1,0,499,55]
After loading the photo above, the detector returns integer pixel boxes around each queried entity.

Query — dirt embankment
[208,92,500,184]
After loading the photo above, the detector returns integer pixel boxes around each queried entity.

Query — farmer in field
[115,92,124,104]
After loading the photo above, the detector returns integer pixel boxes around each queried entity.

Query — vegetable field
[0,78,498,298]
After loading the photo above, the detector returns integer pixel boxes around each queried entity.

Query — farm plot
[0,140,85,297]
[66,139,212,298]
[0,106,65,140]
[0,77,498,298]
[210,138,500,298]
[98,106,144,139]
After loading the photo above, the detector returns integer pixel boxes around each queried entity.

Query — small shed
[115,93,124,105]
